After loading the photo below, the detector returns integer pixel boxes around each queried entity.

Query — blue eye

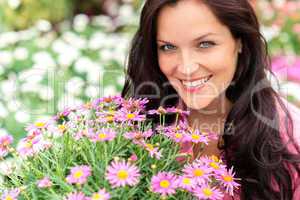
[199,41,215,49]
[159,44,176,51]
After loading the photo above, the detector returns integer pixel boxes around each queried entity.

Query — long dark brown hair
[121,0,300,199]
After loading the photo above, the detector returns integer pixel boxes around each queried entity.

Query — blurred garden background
[0,0,299,143]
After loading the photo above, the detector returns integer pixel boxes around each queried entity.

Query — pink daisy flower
[121,97,148,112]
[65,192,87,200]
[37,177,52,188]
[150,172,178,197]
[176,175,196,192]
[193,184,224,200]
[17,135,52,157]
[0,134,13,158]
[87,189,110,200]
[88,128,116,142]
[216,167,240,196]
[105,160,140,188]
[115,109,146,123]
[1,188,20,200]
[187,129,209,144]
[143,142,162,160]
[196,156,226,173]
[66,165,91,185]
[182,162,212,185]
[37,176,53,188]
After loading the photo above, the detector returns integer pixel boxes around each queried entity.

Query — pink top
[178,97,300,199]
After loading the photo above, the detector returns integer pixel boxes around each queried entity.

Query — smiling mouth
[181,75,213,89]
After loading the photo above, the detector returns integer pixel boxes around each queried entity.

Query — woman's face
[156,0,242,110]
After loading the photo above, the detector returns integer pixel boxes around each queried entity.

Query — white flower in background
[88,32,107,50]
[103,85,117,96]
[7,100,21,112]
[73,14,89,32]
[91,15,115,30]
[0,102,8,118]
[74,57,94,74]
[99,49,114,62]
[65,77,85,96]
[35,19,52,32]
[85,85,100,98]
[62,31,87,49]
[1,79,17,99]
[116,4,137,26]
[35,32,56,48]
[86,65,104,84]
[117,75,125,86]
[39,85,54,101]
[0,64,4,76]
[57,95,83,111]
[14,47,29,60]
[0,31,18,48]
[20,82,41,93]
[15,110,31,123]
[261,25,280,42]
[19,68,46,84]
[7,0,21,10]
[33,51,56,68]
[0,51,13,66]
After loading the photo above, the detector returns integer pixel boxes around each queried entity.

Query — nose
[177,50,199,76]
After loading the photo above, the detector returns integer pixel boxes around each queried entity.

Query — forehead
[156,0,228,40]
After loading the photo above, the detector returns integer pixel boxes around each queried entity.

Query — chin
[181,96,214,110]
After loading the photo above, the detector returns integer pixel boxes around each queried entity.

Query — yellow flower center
[92,193,103,200]
[25,141,33,148]
[58,125,65,131]
[106,116,114,122]
[182,177,191,185]
[74,170,83,178]
[203,188,213,196]
[210,162,220,169]
[146,143,154,150]
[160,180,170,188]
[98,133,107,139]
[175,133,183,138]
[191,134,200,140]
[223,175,233,182]
[5,196,13,200]
[126,113,135,119]
[193,169,204,177]
[211,155,219,162]
[35,122,45,128]
[117,170,128,180]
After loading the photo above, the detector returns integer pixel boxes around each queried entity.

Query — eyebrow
[157,32,217,43]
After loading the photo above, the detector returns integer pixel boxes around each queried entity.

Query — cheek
[158,55,175,76]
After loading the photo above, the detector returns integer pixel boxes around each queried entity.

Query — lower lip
[182,77,211,93]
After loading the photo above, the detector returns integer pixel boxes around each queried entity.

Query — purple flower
[105,160,140,188]
[37,176,53,188]
[0,134,13,158]
[150,172,178,197]
[88,128,117,142]
[87,189,110,200]
[193,184,224,200]
[1,188,20,200]
[182,162,212,185]
[216,167,240,196]
[65,192,88,200]
[115,109,146,123]
[176,175,196,192]
[66,165,92,185]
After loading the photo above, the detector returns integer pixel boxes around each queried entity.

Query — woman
[122,0,300,199]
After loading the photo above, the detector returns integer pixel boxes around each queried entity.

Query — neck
[187,93,232,134]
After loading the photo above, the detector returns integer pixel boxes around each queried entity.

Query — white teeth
[182,76,211,88]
